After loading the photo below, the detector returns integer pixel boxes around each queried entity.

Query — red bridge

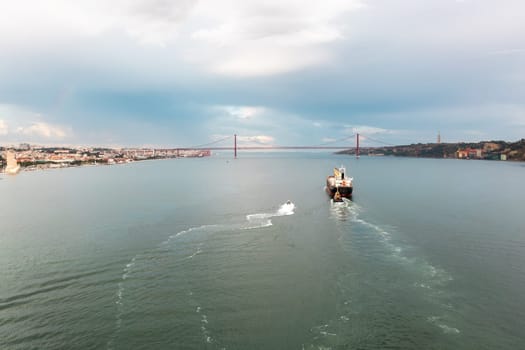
[177,133,376,158]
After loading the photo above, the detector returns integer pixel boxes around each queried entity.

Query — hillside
[337,139,525,161]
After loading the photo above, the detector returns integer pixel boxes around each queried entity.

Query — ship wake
[245,201,295,228]
[108,201,295,349]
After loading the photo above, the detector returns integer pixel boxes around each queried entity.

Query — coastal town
[0,145,211,174]
[2,139,525,174]
[338,139,525,161]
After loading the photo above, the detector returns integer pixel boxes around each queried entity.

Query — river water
[1,153,524,349]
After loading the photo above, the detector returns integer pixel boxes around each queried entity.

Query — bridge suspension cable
[360,134,395,146]
[189,135,233,149]
[312,134,356,147]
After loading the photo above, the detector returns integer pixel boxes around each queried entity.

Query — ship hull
[326,167,353,199]
[325,184,353,198]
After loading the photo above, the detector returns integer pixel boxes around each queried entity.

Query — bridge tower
[356,133,360,158]
[234,134,237,159]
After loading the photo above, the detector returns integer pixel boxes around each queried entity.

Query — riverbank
[337,139,525,161]
[1,147,212,174]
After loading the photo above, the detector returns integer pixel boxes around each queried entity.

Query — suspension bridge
[175,133,395,158]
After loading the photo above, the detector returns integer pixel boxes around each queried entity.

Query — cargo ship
[326,165,353,199]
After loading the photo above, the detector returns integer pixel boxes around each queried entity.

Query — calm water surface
[1,154,524,349]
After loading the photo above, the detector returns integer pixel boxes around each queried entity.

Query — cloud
[207,104,377,146]
[207,133,274,146]
[0,0,198,47]
[118,0,198,46]
[343,125,391,136]
[206,105,279,140]
[237,135,275,145]
[189,0,363,76]
[343,103,525,144]
[488,48,525,56]
[211,48,330,77]
[16,122,69,139]
[1,0,525,146]
[0,120,8,135]
[0,0,364,76]
[219,105,266,120]
[0,104,72,143]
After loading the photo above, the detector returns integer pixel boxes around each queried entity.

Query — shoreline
[0,155,212,175]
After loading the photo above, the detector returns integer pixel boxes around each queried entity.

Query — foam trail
[162,225,220,245]
[195,304,220,346]
[107,256,136,350]
[330,198,358,221]
[245,201,295,228]
[108,203,295,348]
[427,316,460,334]
[108,225,217,350]
[277,201,295,216]
[184,245,203,260]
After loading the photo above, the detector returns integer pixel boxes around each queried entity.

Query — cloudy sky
[0,0,524,147]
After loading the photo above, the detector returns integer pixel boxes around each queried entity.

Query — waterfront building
[5,150,21,174]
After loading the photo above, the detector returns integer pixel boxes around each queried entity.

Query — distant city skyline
[1,0,524,147]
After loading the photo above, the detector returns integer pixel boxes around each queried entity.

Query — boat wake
[329,198,356,222]
[245,201,295,228]
[427,316,460,334]
[302,201,459,349]
[108,200,295,349]
[278,201,295,215]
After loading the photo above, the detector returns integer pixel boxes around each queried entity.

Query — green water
[1,154,524,349]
